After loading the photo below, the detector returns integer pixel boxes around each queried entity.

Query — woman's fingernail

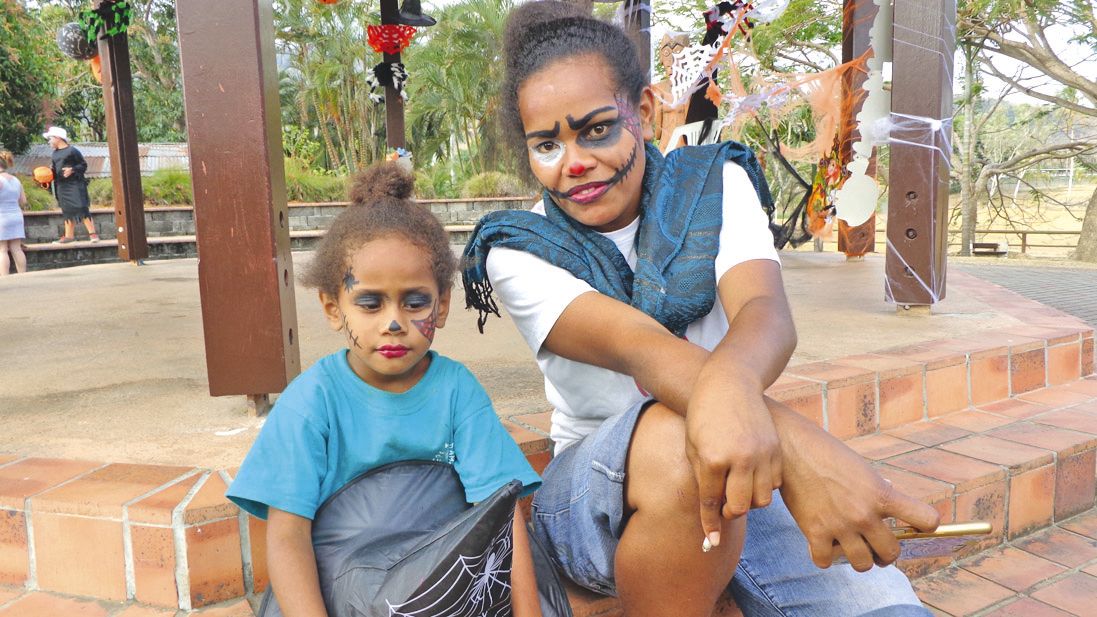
[702,536,713,552]
[708,531,720,549]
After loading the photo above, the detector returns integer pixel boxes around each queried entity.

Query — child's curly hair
[500,1,648,158]
[302,163,456,297]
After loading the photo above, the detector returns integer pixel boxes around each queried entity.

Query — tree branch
[987,140,1097,176]
[978,59,1096,117]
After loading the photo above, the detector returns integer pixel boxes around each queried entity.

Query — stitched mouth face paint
[546,145,637,204]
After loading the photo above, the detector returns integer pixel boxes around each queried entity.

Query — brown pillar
[838,0,876,258]
[380,0,406,150]
[176,0,300,402]
[885,0,955,305]
[94,0,147,263]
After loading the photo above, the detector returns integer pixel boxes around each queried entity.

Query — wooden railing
[945,229,1081,254]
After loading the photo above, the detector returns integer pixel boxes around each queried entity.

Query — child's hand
[685,374,782,551]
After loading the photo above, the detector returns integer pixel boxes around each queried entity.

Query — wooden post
[93,0,147,263]
[838,0,876,258]
[380,0,406,150]
[885,0,955,305]
[624,0,652,75]
[176,0,300,402]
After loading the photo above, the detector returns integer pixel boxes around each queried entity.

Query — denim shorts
[530,402,931,616]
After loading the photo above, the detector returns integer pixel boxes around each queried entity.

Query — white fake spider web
[669,42,721,105]
[386,518,515,617]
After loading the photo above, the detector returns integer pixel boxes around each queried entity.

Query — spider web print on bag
[386,518,515,617]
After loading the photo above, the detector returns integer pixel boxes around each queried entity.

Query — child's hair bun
[349,162,414,205]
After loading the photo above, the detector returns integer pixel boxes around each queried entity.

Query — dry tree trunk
[1074,186,1097,262]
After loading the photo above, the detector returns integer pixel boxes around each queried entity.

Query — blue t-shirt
[227,350,541,520]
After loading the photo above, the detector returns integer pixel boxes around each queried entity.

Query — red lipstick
[564,182,610,204]
[377,345,409,358]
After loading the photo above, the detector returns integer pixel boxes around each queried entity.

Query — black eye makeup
[403,291,434,310]
[577,119,623,149]
[353,293,382,310]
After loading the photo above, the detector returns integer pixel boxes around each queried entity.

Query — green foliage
[88,178,113,206]
[20,177,56,212]
[748,0,842,71]
[142,168,193,205]
[405,0,513,177]
[0,3,58,153]
[415,164,464,200]
[282,125,324,170]
[284,158,347,202]
[460,171,527,198]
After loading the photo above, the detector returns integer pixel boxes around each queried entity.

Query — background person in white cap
[44,126,98,244]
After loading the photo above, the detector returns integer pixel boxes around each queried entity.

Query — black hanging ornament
[395,0,436,27]
[366,62,410,104]
[56,22,98,60]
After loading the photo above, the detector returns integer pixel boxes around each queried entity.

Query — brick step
[913,508,1097,616]
[0,586,254,617]
[1,324,1093,613]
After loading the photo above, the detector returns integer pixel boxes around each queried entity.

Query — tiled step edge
[768,324,1094,440]
[0,430,554,612]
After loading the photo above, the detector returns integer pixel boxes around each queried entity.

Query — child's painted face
[320,236,450,393]
[518,54,655,232]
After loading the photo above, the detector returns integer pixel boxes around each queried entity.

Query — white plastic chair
[661,119,722,154]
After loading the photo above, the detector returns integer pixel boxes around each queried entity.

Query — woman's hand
[774,406,940,572]
[686,374,782,550]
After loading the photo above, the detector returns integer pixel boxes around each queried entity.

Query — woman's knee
[626,404,698,513]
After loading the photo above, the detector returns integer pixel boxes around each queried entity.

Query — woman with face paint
[228,164,543,617]
[462,2,940,616]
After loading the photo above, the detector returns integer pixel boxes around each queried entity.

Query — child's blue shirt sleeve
[226,402,329,521]
[450,365,542,503]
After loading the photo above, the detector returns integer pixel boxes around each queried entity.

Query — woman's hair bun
[504,1,586,63]
[349,162,414,205]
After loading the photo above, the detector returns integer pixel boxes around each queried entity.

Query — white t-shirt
[486,162,781,453]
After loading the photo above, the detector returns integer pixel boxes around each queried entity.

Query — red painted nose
[568,162,587,175]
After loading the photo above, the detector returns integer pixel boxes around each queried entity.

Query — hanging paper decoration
[366,62,409,104]
[746,0,791,23]
[89,55,103,84]
[56,22,98,60]
[79,0,133,44]
[367,25,417,55]
[669,43,720,105]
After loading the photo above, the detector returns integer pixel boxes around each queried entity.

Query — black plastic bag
[257,460,571,617]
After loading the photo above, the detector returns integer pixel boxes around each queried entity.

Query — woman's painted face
[518,55,654,232]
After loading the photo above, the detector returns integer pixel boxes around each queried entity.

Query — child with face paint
[462,2,940,616]
[228,164,543,617]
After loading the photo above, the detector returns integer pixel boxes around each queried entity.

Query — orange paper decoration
[89,55,102,84]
